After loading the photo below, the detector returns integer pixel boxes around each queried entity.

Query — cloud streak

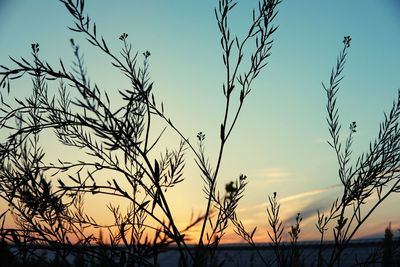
[280,184,341,204]
[259,167,291,178]
[252,167,292,184]
[237,183,342,224]
[235,183,347,241]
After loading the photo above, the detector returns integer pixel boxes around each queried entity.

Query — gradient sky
[1,0,400,243]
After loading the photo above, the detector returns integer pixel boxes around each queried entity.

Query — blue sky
[1,0,400,242]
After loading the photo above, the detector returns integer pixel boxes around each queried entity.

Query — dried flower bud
[343,36,351,48]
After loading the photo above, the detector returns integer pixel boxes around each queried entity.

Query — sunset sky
[1,0,400,243]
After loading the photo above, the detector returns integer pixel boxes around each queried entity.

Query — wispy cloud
[280,184,341,204]
[237,184,342,224]
[235,184,345,241]
[237,183,393,241]
[259,167,291,178]
[283,184,341,217]
[253,167,291,184]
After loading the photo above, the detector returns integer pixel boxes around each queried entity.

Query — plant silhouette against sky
[0,1,400,267]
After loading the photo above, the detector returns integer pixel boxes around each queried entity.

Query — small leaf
[101,37,109,52]
[154,159,160,183]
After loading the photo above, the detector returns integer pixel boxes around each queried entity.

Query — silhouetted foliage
[0,0,280,266]
[226,36,400,267]
[382,223,394,267]
[1,1,399,267]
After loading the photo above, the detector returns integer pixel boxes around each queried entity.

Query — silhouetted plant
[316,35,400,266]
[0,0,280,266]
[232,191,304,267]
[0,1,398,266]
[194,0,280,263]
[288,213,302,267]
[225,36,400,267]
[267,192,284,266]
[382,223,394,267]
[245,36,400,267]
